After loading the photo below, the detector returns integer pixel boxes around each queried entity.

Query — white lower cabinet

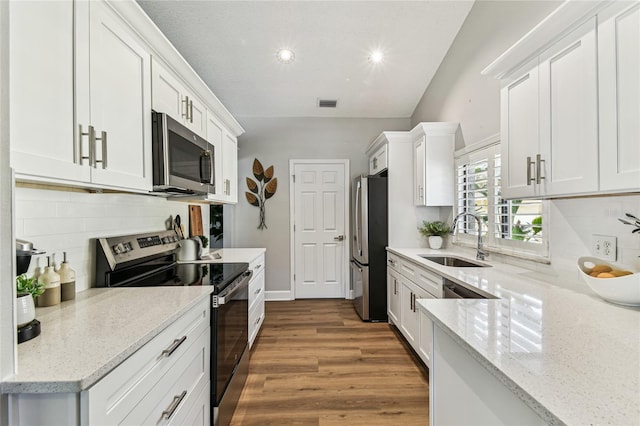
[248,253,266,348]
[387,252,441,366]
[8,298,210,426]
[387,268,401,325]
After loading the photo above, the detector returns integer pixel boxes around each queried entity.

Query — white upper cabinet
[411,122,457,206]
[501,19,598,199]
[151,59,207,139]
[487,1,638,198]
[368,143,388,175]
[9,1,90,183]
[9,0,152,192]
[221,133,238,203]
[82,0,152,190]
[598,2,640,191]
[500,62,540,199]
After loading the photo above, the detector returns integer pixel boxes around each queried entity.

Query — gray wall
[411,0,562,146]
[232,117,410,293]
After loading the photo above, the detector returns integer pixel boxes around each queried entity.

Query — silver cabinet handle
[388,259,396,266]
[393,278,397,295]
[254,287,262,296]
[536,154,545,184]
[182,96,190,121]
[162,390,187,420]
[78,125,92,165]
[189,100,194,123]
[334,235,344,241]
[255,315,262,325]
[161,335,187,357]
[254,263,263,271]
[88,125,96,167]
[94,130,107,169]
[527,156,536,185]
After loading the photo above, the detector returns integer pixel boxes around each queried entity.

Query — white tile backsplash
[14,187,208,293]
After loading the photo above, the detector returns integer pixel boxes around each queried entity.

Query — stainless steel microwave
[152,111,214,195]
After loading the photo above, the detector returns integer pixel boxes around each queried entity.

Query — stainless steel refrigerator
[351,175,388,321]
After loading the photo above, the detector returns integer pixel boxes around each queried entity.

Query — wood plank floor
[230,299,429,425]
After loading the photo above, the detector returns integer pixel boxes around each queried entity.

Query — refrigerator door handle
[355,180,362,256]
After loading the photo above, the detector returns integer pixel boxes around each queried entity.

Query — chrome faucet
[450,212,489,261]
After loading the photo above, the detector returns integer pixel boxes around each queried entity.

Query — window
[454,141,548,258]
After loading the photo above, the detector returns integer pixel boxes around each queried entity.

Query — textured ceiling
[137,1,474,119]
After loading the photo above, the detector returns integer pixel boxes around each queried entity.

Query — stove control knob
[113,243,125,255]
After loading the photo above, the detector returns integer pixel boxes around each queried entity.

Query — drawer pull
[254,287,262,295]
[255,315,262,325]
[388,259,396,266]
[161,336,187,357]
[254,263,263,271]
[162,390,187,420]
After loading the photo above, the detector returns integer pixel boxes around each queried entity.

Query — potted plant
[16,274,44,327]
[419,220,451,249]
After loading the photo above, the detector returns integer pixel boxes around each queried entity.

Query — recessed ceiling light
[368,50,384,64]
[277,48,295,64]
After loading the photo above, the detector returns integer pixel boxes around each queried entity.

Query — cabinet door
[152,58,187,121]
[414,136,426,205]
[221,133,238,203]
[9,1,91,183]
[500,62,540,199]
[185,95,207,139]
[206,111,225,200]
[387,269,401,325]
[87,1,152,191]
[598,3,640,191]
[418,294,434,368]
[399,278,419,349]
[539,18,598,196]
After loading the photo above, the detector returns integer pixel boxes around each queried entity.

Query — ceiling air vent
[317,99,338,108]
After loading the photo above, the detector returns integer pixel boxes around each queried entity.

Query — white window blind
[455,142,548,258]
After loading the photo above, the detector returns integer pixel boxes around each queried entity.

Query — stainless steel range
[94,230,251,426]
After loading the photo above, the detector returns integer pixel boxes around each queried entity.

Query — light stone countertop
[388,248,640,425]
[178,248,265,264]
[3,286,213,394]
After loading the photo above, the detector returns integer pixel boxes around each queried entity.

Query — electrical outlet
[592,234,617,261]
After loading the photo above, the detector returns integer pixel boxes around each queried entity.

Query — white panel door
[88,1,152,191]
[152,58,186,121]
[387,268,401,325]
[500,62,539,199]
[539,18,598,196]
[399,277,419,348]
[293,162,346,299]
[599,3,640,191]
[9,0,91,183]
[221,133,238,203]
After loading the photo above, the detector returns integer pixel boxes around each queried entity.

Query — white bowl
[577,256,640,306]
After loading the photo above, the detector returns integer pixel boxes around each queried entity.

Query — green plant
[16,274,44,298]
[197,235,209,248]
[419,221,451,237]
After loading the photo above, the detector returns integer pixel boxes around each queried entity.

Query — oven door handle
[216,271,252,305]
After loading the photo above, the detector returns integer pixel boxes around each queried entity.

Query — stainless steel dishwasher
[443,279,495,299]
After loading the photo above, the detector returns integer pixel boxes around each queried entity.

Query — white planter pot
[16,293,35,327]
[428,236,443,249]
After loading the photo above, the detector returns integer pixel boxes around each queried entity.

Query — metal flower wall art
[245,159,277,230]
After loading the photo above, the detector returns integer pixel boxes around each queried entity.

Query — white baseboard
[265,290,294,301]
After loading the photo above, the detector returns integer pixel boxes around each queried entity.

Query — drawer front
[398,258,417,281]
[248,268,265,311]
[415,268,443,298]
[83,298,210,425]
[249,253,265,274]
[169,379,210,426]
[249,290,265,348]
[125,327,210,425]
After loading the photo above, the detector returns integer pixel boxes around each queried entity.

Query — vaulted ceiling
[138,1,474,119]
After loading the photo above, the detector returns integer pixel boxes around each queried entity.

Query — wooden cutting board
[189,205,204,237]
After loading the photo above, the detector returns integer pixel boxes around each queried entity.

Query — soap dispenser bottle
[38,256,61,307]
[58,252,76,301]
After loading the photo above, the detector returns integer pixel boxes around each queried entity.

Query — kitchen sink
[419,255,490,268]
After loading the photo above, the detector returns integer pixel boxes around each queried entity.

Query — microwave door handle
[199,150,211,184]
[209,149,215,186]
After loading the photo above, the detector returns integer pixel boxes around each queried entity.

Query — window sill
[451,241,551,265]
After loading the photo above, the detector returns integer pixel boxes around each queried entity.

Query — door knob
[334,235,344,241]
